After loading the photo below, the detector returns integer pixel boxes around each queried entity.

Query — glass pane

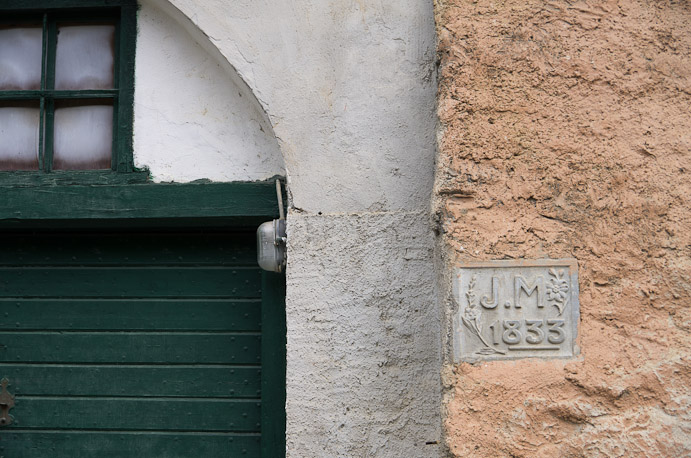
[0,105,40,170]
[55,25,115,90]
[0,27,43,90]
[53,103,112,170]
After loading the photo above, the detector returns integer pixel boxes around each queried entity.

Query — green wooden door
[0,230,279,457]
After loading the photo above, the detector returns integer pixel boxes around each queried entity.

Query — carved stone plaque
[453,259,579,362]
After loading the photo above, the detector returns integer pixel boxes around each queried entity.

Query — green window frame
[0,0,141,183]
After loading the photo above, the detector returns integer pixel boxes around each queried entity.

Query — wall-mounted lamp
[257,180,287,272]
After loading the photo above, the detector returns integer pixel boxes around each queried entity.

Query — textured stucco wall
[135,1,442,456]
[287,212,442,457]
[435,1,690,456]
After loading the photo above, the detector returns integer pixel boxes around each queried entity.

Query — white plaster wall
[287,212,442,457]
[156,0,437,213]
[136,1,441,456]
[133,1,285,182]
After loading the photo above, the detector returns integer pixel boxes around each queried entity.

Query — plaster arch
[144,0,438,214]
[133,0,285,182]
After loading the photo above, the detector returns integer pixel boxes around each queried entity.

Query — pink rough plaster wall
[434,0,690,456]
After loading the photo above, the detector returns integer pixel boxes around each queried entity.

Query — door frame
[0,180,287,458]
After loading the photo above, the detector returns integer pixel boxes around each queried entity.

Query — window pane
[0,105,40,170]
[53,103,112,170]
[55,25,115,90]
[0,27,42,90]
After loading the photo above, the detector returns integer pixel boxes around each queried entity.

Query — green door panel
[0,332,261,364]
[0,299,261,331]
[3,365,262,398]
[0,233,257,266]
[2,432,260,458]
[0,267,261,298]
[0,230,273,457]
[12,398,261,431]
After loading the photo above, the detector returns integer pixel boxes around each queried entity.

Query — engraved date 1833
[457,262,578,360]
[487,318,565,351]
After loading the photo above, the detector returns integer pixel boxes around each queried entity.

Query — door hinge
[0,378,15,427]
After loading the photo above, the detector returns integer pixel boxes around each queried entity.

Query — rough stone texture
[286,211,442,457]
[435,0,690,456]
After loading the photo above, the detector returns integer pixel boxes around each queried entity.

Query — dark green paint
[0,267,262,298]
[116,4,136,172]
[0,299,260,331]
[0,230,282,456]
[44,16,56,172]
[0,332,262,364]
[0,90,118,99]
[5,365,262,398]
[0,432,260,458]
[0,0,136,10]
[261,272,287,458]
[0,181,283,227]
[0,170,150,186]
[0,231,257,265]
[39,96,46,171]
[9,398,261,431]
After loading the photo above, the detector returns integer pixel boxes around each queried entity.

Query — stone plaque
[454,259,579,362]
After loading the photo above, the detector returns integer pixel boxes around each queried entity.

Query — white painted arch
[134,0,285,183]
[139,0,437,214]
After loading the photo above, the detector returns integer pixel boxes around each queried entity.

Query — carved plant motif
[461,276,505,355]
[547,268,569,316]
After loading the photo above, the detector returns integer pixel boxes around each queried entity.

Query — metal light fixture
[257,180,287,272]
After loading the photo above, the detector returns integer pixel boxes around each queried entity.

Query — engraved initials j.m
[480,276,499,309]
[514,276,544,309]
